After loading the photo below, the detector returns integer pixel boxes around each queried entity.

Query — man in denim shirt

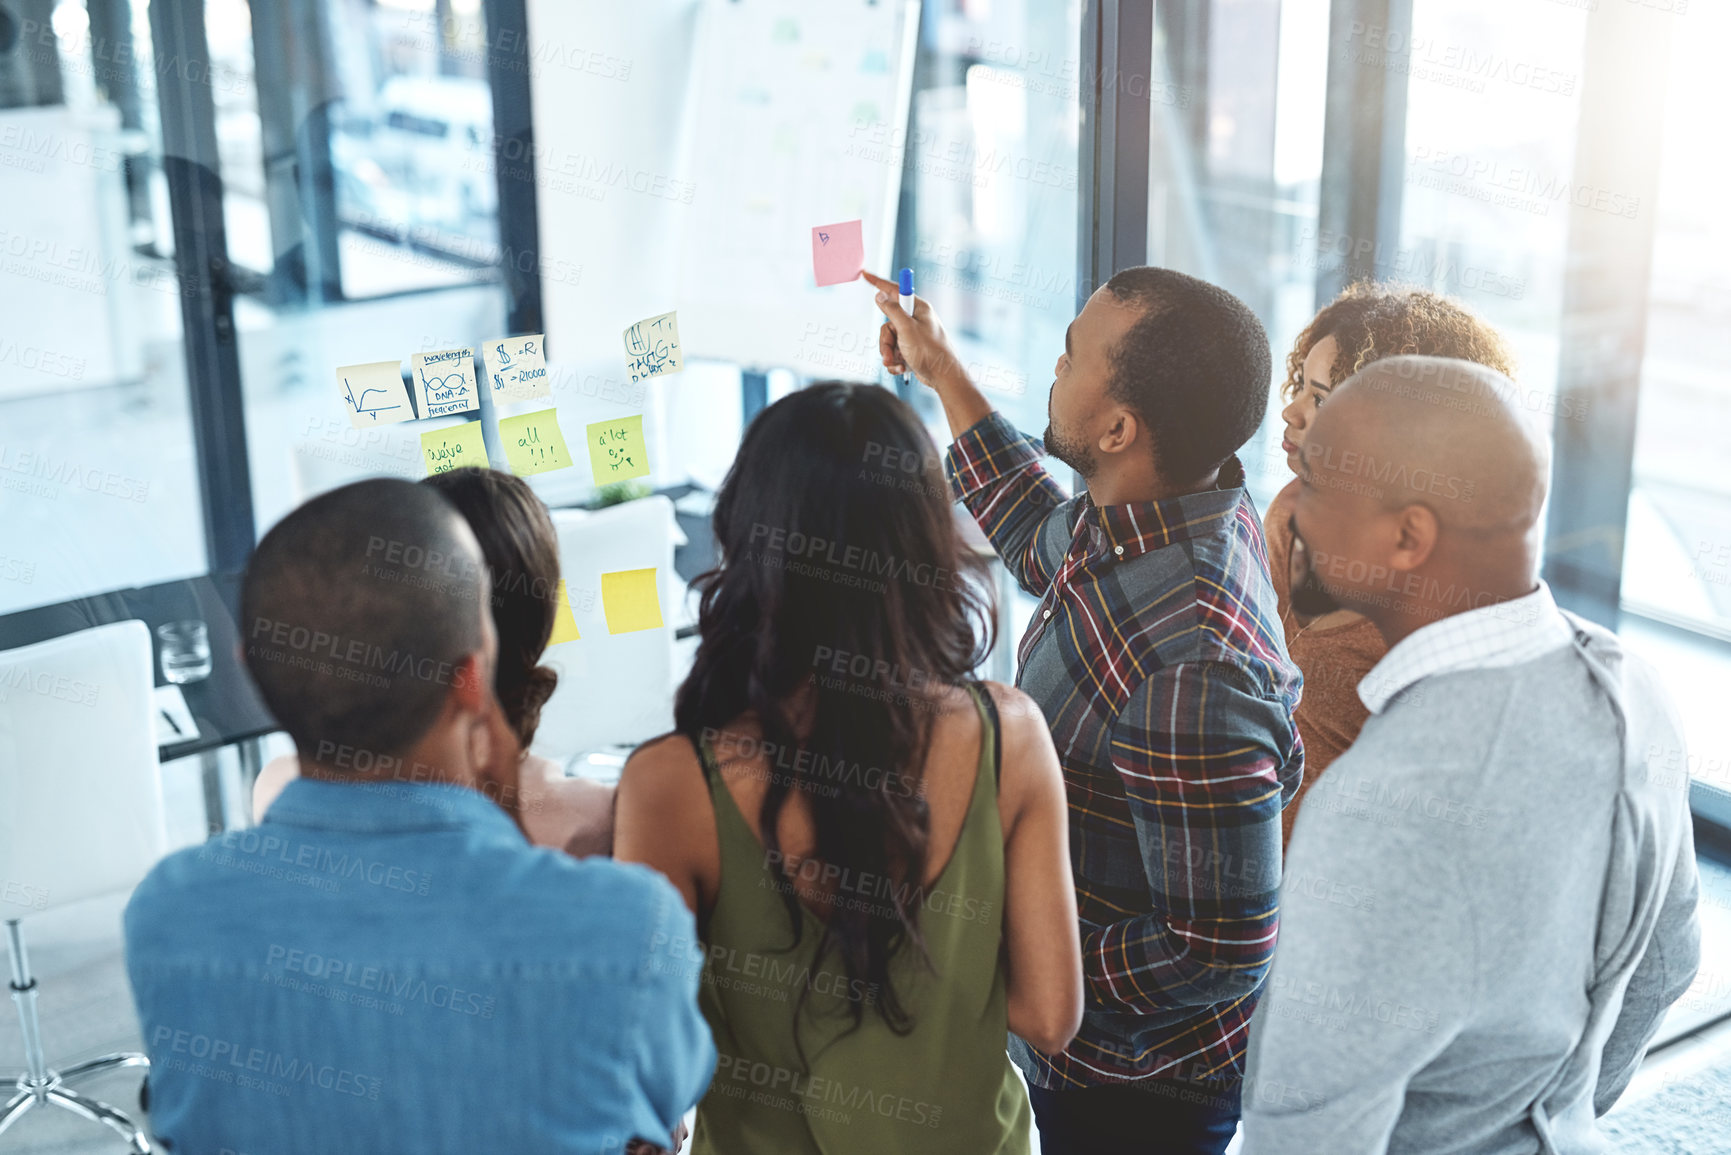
[125,479,713,1154]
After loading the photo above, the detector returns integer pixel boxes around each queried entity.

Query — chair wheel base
[2,1057,154,1153]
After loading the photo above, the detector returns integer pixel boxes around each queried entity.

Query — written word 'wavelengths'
[411,349,480,419]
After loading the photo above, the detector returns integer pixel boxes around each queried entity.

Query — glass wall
[1620,0,1731,815]
[897,0,1082,440]
[1623,0,1731,640]
[0,0,207,614]
[1147,0,1330,507]
[208,0,509,537]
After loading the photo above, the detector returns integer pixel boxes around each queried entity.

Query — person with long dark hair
[251,468,614,857]
[615,383,1082,1155]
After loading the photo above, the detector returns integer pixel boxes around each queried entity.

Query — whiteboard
[675,0,921,377]
[527,0,919,384]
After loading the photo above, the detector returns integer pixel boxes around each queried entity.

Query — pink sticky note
[811,219,865,286]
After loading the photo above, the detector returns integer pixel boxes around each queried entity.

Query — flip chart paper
[420,422,488,475]
[336,360,413,428]
[602,568,664,634]
[482,334,551,401]
[586,414,650,486]
[622,312,683,383]
[499,408,574,476]
[811,219,865,286]
[410,348,479,418]
[548,579,581,644]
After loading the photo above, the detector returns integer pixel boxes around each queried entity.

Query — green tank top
[691,684,1030,1155]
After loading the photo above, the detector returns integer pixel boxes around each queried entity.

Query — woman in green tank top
[617,384,1082,1155]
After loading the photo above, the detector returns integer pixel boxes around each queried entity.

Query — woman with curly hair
[1268,283,1516,844]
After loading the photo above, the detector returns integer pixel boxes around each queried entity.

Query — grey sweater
[1243,616,1700,1154]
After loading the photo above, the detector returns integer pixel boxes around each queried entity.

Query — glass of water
[157,620,213,684]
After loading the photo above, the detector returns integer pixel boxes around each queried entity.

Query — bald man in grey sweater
[1243,356,1700,1153]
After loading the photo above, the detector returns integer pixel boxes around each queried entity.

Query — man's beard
[1043,421,1098,479]
[1288,517,1344,616]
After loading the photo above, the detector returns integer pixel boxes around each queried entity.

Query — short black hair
[241,479,489,762]
[1101,266,1272,483]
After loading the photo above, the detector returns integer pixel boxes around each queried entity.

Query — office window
[897,0,1082,438]
[1619,0,1731,808]
[204,0,510,536]
[1623,1,1731,640]
[1395,1,1587,440]
[0,0,207,614]
[1147,0,1331,507]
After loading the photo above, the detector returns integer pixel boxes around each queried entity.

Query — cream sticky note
[548,578,581,644]
[602,568,664,634]
[420,422,488,475]
[622,312,683,383]
[499,408,575,476]
[586,414,650,486]
[812,219,864,286]
[411,348,479,418]
[337,360,413,427]
[482,334,550,401]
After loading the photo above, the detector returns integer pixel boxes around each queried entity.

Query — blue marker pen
[897,267,915,388]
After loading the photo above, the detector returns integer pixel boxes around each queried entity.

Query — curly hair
[1281,282,1517,401]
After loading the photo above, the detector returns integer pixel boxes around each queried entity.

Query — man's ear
[1390,504,1440,572]
[1098,404,1142,456]
[449,652,489,715]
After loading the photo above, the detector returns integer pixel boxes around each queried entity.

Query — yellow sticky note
[585,414,650,486]
[548,579,581,644]
[499,408,574,476]
[420,422,488,476]
[602,568,663,634]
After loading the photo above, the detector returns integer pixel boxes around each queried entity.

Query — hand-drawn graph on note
[336,360,414,428]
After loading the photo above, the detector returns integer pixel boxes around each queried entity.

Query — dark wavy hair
[676,382,994,1044]
[421,468,561,747]
[1281,281,1517,401]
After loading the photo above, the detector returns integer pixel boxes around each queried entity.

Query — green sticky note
[420,422,488,476]
[586,414,650,486]
[548,579,581,644]
[602,568,664,634]
[499,408,574,476]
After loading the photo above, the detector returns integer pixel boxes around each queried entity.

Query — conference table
[0,571,274,828]
[0,486,721,825]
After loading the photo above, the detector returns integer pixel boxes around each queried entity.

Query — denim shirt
[125,778,715,1155]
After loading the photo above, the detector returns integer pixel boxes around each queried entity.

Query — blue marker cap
[898,267,914,296]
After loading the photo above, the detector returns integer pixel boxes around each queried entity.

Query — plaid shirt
[946,413,1303,1090]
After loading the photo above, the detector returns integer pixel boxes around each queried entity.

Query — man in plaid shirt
[867,266,1303,1153]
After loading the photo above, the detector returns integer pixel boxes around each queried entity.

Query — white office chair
[532,497,686,770]
[0,621,167,1153]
